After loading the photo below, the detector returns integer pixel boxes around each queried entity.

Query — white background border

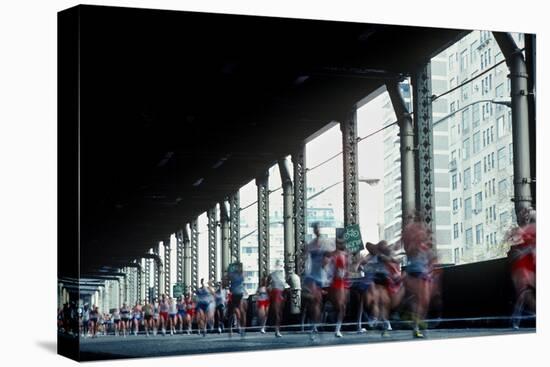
[0,0,547,366]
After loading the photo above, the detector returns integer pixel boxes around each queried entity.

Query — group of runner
[300,218,438,339]
[69,209,535,340]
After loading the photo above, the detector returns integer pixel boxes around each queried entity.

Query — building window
[472,103,480,128]
[483,156,487,173]
[491,152,495,169]
[490,126,494,143]
[464,168,471,190]
[475,191,483,213]
[453,223,459,239]
[463,138,470,160]
[454,248,460,264]
[452,174,457,190]
[509,143,514,164]
[497,116,506,139]
[464,197,472,220]
[460,49,469,72]
[500,211,510,228]
[474,161,481,183]
[465,228,473,247]
[453,198,459,213]
[470,41,479,64]
[461,84,469,101]
[498,179,508,195]
[498,147,507,170]
[476,224,483,245]
[462,108,470,133]
[473,132,481,153]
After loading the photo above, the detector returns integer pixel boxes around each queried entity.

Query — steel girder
[190,218,199,291]
[256,171,270,282]
[292,145,307,276]
[229,192,240,263]
[413,62,437,233]
[207,207,218,282]
[341,111,360,227]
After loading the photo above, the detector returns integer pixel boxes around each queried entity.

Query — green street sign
[173,283,184,298]
[343,224,363,253]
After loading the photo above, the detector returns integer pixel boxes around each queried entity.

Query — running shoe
[260,327,266,334]
[335,331,343,338]
[381,330,390,337]
[310,328,318,341]
[357,328,367,334]
[275,331,282,338]
[413,330,424,338]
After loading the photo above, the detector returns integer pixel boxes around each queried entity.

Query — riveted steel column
[256,171,270,281]
[413,63,437,232]
[229,192,241,263]
[207,207,218,282]
[144,256,151,302]
[153,246,161,297]
[163,239,171,296]
[190,218,199,292]
[220,201,231,280]
[279,157,296,277]
[387,80,416,225]
[126,268,134,305]
[134,262,141,302]
[341,111,360,226]
[154,243,164,297]
[176,230,184,285]
[292,145,307,276]
[493,32,534,220]
[183,225,192,292]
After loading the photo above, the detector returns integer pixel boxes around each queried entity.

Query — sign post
[343,224,363,254]
[173,283,184,298]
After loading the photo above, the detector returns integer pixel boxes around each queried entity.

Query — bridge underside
[61,5,466,275]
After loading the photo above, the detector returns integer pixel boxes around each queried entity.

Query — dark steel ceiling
[69,5,466,273]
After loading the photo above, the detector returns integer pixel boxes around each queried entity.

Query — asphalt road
[78,328,535,361]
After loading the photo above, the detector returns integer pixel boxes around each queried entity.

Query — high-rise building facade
[436,31,523,264]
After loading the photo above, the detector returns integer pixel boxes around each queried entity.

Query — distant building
[240,185,343,293]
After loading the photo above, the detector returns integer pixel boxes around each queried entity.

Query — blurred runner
[89,305,99,338]
[120,302,130,337]
[256,278,270,334]
[168,297,178,335]
[196,279,216,337]
[176,296,187,334]
[214,281,228,334]
[132,301,142,336]
[329,237,350,337]
[142,299,153,336]
[184,292,196,334]
[228,265,247,336]
[402,214,436,338]
[303,222,331,340]
[268,259,288,337]
[507,208,536,329]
